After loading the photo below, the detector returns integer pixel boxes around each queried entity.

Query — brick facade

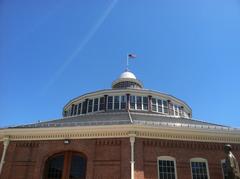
[0,138,239,179]
[0,142,3,160]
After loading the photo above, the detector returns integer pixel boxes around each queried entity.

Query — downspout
[0,137,10,175]
[129,135,135,179]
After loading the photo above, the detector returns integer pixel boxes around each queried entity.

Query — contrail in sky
[42,0,118,94]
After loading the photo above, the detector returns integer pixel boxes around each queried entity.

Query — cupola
[112,70,143,89]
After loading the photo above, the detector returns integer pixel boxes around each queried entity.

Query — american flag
[128,54,137,59]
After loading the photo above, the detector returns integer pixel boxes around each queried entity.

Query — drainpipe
[0,137,10,175]
[129,135,135,179]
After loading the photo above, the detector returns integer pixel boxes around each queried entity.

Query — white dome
[119,71,136,79]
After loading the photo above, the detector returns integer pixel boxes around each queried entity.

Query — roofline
[1,123,240,143]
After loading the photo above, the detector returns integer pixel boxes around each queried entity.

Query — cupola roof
[119,71,137,79]
[112,70,143,89]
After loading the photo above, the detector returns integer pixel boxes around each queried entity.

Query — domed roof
[112,70,143,89]
[119,71,136,79]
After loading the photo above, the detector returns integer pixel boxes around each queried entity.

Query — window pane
[121,96,126,109]
[69,155,86,179]
[99,97,105,110]
[174,105,179,116]
[94,98,98,112]
[163,100,168,114]
[114,96,120,110]
[107,96,113,110]
[88,99,93,113]
[82,101,87,114]
[191,161,208,179]
[44,155,64,179]
[130,96,136,109]
[71,105,74,116]
[169,103,174,115]
[158,99,163,113]
[137,96,142,110]
[158,159,176,179]
[77,103,82,115]
[73,105,77,115]
[143,97,148,110]
[152,98,157,112]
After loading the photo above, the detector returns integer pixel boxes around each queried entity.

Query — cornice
[0,124,239,144]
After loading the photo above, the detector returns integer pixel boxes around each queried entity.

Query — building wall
[138,138,240,179]
[0,138,239,179]
[0,142,3,160]
[0,138,130,179]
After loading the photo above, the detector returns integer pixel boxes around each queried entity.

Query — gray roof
[13,111,233,131]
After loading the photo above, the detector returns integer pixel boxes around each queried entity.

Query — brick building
[0,70,240,179]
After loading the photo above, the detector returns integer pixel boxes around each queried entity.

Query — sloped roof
[13,111,232,131]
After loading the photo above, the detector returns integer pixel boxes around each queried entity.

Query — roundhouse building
[0,70,240,179]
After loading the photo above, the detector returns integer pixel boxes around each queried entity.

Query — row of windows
[158,157,229,179]
[66,96,127,116]
[130,96,148,110]
[44,153,228,179]
[64,95,188,117]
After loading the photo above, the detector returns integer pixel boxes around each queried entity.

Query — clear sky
[1,0,240,128]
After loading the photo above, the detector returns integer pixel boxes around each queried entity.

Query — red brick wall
[139,139,240,179]
[0,138,131,179]
[0,138,239,179]
[0,142,3,159]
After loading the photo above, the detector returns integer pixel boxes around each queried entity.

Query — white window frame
[157,156,178,179]
[152,98,157,112]
[120,95,126,109]
[107,96,113,110]
[88,99,94,113]
[190,158,210,179]
[130,95,136,110]
[93,98,99,112]
[174,105,180,116]
[113,96,120,110]
[136,96,143,110]
[77,102,82,115]
[157,99,163,113]
[142,96,148,111]
[152,98,165,114]
[99,96,105,111]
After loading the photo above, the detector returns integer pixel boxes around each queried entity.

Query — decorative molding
[96,139,121,146]
[142,139,240,151]
[0,124,240,144]
[15,142,39,148]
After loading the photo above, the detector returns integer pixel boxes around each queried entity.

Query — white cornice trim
[0,124,240,143]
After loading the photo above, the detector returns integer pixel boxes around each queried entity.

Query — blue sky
[1,0,240,127]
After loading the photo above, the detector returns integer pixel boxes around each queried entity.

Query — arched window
[157,156,177,179]
[43,151,87,179]
[190,158,209,179]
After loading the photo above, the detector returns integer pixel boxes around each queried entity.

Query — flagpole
[126,54,129,71]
